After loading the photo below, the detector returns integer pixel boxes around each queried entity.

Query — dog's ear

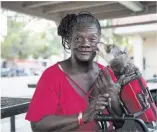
[106,44,112,53]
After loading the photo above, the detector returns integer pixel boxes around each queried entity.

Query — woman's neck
[69,57,94,74]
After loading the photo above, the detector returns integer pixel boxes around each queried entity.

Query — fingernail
[105,93,109,96]
[108,98,112,108]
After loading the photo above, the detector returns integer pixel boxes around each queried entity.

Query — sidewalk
[1,113,32,132]
[1,76,40,132]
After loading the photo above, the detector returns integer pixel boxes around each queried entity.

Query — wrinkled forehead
[72,23,99,35]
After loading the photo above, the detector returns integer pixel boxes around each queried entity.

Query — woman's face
[70,24,100,62]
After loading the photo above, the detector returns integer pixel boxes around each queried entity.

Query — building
[113,14,157,79]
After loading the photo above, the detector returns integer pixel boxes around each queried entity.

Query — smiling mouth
[77,48,93,55]
[78,48,93,52]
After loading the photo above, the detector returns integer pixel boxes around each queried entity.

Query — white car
[147,76,157,106]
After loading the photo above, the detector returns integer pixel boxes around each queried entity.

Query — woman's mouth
[77,48,93,54]
[78,48,92,52]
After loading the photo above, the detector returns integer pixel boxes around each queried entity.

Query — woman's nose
[81,39,90,47]
[79,45,90,49]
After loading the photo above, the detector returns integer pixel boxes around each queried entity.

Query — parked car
[147,74,157,106]
[1,67,34,77]
[1,68,16,77]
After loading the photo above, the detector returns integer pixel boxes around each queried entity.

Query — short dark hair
[57,12,101,50]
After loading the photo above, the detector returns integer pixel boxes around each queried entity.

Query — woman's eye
[90,38,97,42]
[75,37,82,42]
[91,38,96,41]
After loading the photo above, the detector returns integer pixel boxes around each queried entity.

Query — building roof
[1,1,156,24]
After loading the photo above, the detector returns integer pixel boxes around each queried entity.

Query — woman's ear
[68,43,71,49]
[67,38,72,49]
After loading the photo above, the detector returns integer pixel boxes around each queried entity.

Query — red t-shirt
[25,62,116,131]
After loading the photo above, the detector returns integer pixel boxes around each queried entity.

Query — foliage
[100,20,129,47]
[1,10,61,60]
[1,10,131,60]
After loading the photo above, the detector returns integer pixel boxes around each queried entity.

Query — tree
[100,19,130,46]
[1,17,30,59]
[1,10,62,60]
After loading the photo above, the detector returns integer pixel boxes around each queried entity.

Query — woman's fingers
[97,94,109,100]
[89,94,108,104]
[95,104,107,111]
[95,105,106,111]
[95,77,104,93]
[96,101,109,106]
[94,67,115,95]
[99,68,114,89]
[95,70,108,93]
[103,67,112,82]
[95,94,110,109]
[96,98,108,104]
[86,93,112,121]
[98,93,109,98]
[97,75,104,90]
[99,70,109,86]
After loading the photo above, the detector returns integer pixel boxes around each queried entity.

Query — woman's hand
[92,67,122,116]
[95,67,120,96]
[83,93,110,123]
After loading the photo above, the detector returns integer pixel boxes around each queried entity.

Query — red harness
[119,74,157,124]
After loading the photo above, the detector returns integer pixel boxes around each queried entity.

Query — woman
[25,12,122,132]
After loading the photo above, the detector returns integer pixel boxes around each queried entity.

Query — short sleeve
[25,69,59,122]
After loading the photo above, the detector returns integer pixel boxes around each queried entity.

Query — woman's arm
[31,114,80,132]
[30,93,109,132]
